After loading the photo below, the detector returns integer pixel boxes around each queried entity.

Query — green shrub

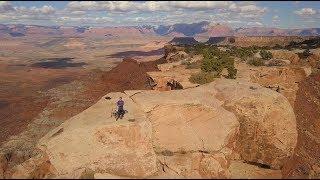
[226,67,237,79]
[297,49,312,59]
[247,58,265,66]
[259,50,273,60]
[273,44,283,50]
[227,46,258,61]
[185,61,202,69]
[201,56,224,74]
[189,72,216,84]
[200,46,237,78]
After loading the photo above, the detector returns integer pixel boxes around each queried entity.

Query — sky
[0,1,319,29]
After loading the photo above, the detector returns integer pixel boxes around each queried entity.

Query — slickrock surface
[27,78,297,178]
[38,92,157,178]
[214,79,297,169]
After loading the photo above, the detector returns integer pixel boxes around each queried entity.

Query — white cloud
[0,1,14,12]
[247,21,263,26]
[295,8,317,16]
[70,10,86,15]
[169,1,235,10]
[238,4,266,13]
[67,1,100,11]
[66,1,238,12]
[30,5,55,15]
[14,5,56,15]
[0,1,270,28]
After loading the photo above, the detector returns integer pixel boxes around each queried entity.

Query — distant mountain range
[1,21,320,38]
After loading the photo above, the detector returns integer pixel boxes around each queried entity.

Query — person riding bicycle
[116,97,125,119]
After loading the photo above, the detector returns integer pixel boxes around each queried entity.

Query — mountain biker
[116,97,125,119]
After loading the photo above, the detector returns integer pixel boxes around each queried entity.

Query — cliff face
[282,73,320,178]
[232,36,309,47]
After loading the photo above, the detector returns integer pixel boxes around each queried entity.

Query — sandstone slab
[38,92,157,178]
[214,79,297,169]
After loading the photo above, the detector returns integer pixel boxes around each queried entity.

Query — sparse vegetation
[201,46,237,79]
[226,46,258,61]
[226,66,237,79]
[266,59,285,67]
[189,72,216,84]
[297,49,312,59]
[259,50,273,60]
[286,37,320,50]
[247,57,265,66]
[185,61,202,69]
[273,44,283,50]
[184,44,238,82]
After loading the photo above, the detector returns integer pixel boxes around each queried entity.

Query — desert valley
[0,1,320,179]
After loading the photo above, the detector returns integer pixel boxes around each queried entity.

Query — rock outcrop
[6,72,297,178]
[169,37,199,46]
[214,79,297,169]
[250,66,306,106]
[147,65,200,91]
[282,73,320,178]
[270,50,300,65]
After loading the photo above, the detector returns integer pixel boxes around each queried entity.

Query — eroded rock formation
[13,78,297,179]
[282,73,320,178]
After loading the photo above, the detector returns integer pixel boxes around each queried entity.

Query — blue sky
[0,1,319,28]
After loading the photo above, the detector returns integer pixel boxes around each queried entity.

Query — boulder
[147,66,200,91]
[214,79,297,169]
[148,104,239,153]
[271,50,300,64]
[156,152,230,179]
[199,153,231,178]
[250,66,306,106]
[11,152,56,179]
[166,51,189,63]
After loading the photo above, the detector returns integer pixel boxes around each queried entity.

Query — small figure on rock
[115,97,125,120]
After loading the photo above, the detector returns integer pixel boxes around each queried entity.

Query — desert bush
[297,49,312,59]
[273,44,283,50]
[227,46,258,61]
[259,49,273,60]
[185,61,202,69]
[266,59,285,67]
[189,72,216,84]
[226,66,237,79]
[247,57,265,66]
[200,46,237,79]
